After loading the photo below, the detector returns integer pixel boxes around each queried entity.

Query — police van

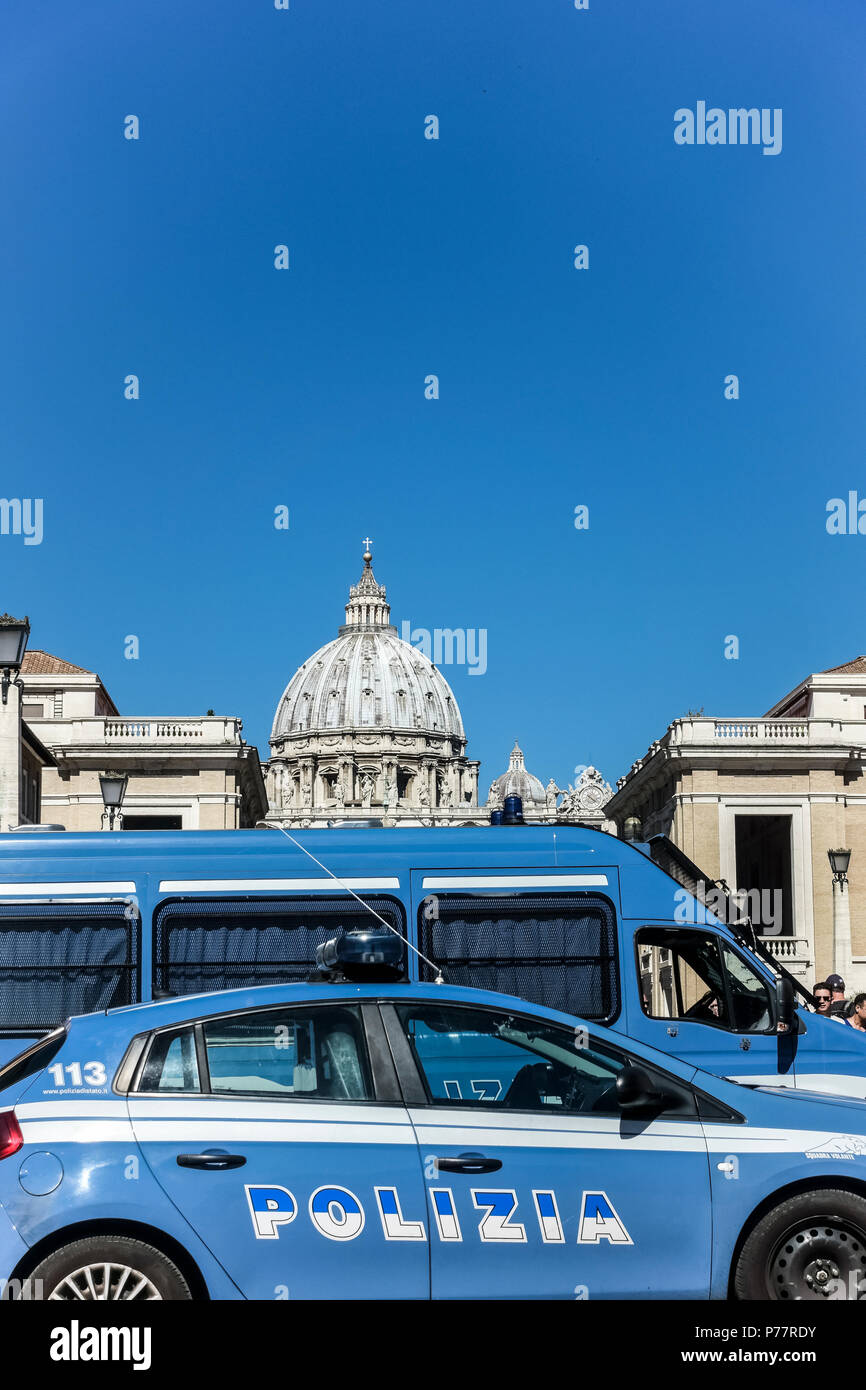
[2,937,866,1301]
[0,821,863,1099]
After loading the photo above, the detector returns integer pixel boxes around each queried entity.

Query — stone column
[832,878,853,986]
[0,679,22,830]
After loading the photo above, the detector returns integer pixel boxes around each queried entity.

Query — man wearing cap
[826,974,849,1019]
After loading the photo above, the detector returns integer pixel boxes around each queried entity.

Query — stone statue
[385,775,398,811]
[545,778,560,813]
[438,771,452,808]
[487,781,502,810]
[361,773,374,809]
[418,777,430,808]
[334,778,345,807]
[302,781,312,809]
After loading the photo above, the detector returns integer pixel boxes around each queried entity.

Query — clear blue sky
[1,0,863,792]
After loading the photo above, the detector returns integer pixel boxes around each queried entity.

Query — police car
[2,929,866,1302]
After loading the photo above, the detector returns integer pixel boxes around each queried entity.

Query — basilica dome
[489,741,547,808]
[267,548,479,825]
[271,551,464,741]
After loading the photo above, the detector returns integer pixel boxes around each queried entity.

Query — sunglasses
[815,995,831,1003]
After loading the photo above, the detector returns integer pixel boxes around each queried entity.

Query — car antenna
[256,821,445,984]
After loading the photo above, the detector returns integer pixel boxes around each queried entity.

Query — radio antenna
[256,821,445,983]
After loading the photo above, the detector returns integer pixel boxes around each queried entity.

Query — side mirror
[616,1064,664,1112]
[777,976,795,1031]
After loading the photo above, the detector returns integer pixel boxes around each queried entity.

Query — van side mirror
[616,1064,664,1112]
[776,976,795,1031]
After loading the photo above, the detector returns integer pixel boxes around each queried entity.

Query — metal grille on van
[153,895,406,996]
[418,893,619,1021]
[0,901,139,1033]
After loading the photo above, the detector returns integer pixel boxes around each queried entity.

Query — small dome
[271,551,465,742]
[490,741,546,806]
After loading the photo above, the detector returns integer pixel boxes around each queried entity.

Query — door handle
[435,1152,502,1174]
[176,1149,246,1171]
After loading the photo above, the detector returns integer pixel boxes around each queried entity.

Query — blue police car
[2,930,866,1301]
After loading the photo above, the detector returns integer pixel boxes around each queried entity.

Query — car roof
[100,978,590,1030]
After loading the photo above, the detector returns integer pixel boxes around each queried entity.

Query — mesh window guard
[0,901,139,1033]
[418,893,619,1021]
[153,895,406,996]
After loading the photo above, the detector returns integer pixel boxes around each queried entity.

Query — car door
[382,999,713,1299]
[128,1000,430,1299]
[631,926,796,1085]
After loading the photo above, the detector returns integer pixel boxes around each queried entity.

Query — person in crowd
[827,974,849,1017]
[812,982,832,1015]
[844,993,866,1032]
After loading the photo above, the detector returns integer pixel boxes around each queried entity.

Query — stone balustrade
[617,717,865,789]
[758,935,812,962]
[33,717,243,747]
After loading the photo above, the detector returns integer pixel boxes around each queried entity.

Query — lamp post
[828,848,853,985]
[0,614,30,706]
[0,615,30,830]
[99,772,128,831]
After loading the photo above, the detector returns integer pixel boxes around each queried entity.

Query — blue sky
[1,0,863,792]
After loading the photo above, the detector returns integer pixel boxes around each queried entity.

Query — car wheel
[735,1189,866,1300]
[26,1235,193,1301]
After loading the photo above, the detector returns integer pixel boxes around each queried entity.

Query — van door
[629,925,795,1084]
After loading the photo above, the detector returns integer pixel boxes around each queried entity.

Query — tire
[25,1234,193,1301]
[735,1189,866,1301]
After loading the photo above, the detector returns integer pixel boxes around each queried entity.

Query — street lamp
[829,847,853,990]
[99,772,128,830]
[0,614,30,705]
[828,848,852,889]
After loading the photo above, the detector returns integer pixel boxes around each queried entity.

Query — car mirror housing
[616,1064,665,1112]
[776,976,795,1031]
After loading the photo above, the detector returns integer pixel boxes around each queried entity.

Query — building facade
[605,657,866,988]
[22,650,267,830]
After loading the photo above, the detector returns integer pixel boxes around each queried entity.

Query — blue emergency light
[315,928,404,981]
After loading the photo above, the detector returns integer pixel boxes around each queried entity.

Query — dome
[489,741,546,807]
[271,551,465,742]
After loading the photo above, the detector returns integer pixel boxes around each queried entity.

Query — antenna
[256,821,445,984]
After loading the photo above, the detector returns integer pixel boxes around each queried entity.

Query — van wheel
[26,1235,192,1301]
[735,1190,866,1300]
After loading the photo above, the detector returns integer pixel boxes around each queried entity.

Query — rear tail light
[0,1110,23,1160]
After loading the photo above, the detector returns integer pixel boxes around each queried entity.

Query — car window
[202,1005,373,1100]
[395,1003,629,1114]
[139,1028,200,1092]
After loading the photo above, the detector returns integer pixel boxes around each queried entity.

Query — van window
[153,896,405,996]
[637,928,774,1033]
[418,893,619,1022]
[0,902,139,1033]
